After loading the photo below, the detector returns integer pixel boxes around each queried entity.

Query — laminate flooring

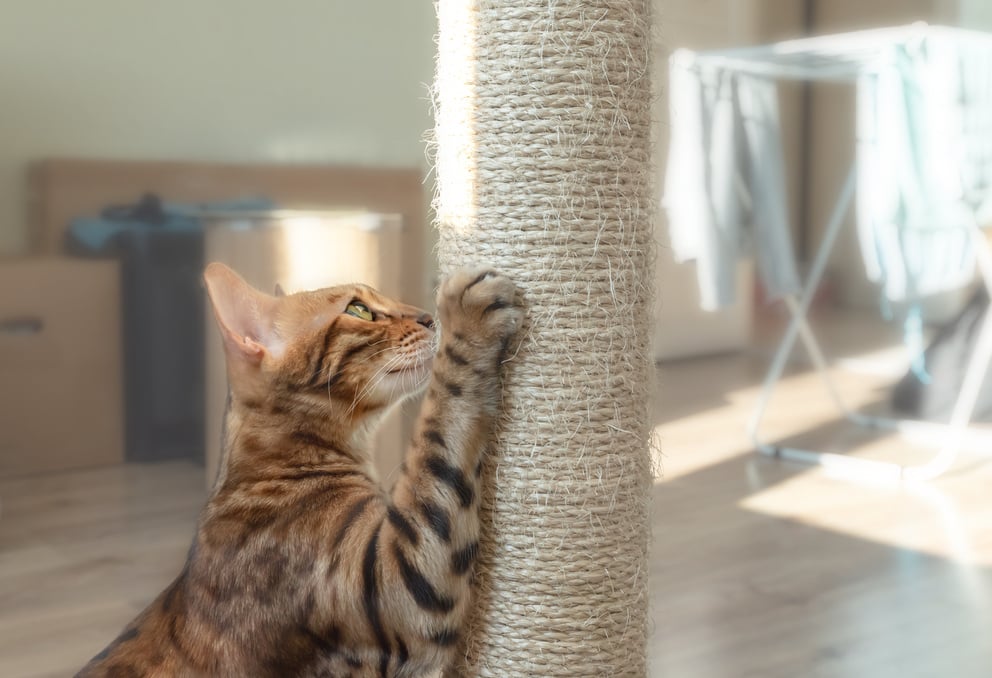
[2,310,990,677]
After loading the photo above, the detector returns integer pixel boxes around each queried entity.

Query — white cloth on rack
[856,29,992,302]
[663,49,799,310]
[665,24,992,310]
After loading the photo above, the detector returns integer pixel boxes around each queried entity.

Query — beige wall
[0,1,436,254]
[959,0,992,28]
[653,0,804,359]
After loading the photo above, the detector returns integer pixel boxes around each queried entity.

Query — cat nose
[416,313,435,330]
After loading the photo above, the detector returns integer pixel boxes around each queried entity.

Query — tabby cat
[76,263,523,677]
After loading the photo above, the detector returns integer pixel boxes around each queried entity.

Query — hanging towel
[856,29,992,303]
[663,49,800,311]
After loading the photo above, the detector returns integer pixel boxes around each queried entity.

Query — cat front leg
[376,268,523,668]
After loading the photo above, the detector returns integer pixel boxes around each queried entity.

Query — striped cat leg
[375,270,523,671]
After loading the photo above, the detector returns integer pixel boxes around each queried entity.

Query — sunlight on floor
[652,361,897,483]
[653,317,992,571]
[739,464,992,567]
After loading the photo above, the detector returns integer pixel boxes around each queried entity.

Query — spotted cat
[76,263,523,677]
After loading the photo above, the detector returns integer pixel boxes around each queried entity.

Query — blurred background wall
[959,0,992,27]
[0,0,436,254]
[4,0,992,472]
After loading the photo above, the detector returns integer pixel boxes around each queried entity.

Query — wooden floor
[2,310,991,677]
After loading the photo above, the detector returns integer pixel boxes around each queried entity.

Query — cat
[76,262,523,677]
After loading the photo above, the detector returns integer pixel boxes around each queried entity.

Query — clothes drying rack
[672,24,992,482]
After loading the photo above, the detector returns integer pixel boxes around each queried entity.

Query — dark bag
[66,193,206,463]
[891,287,992,422]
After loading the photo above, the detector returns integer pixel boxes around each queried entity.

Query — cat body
[76,265,522,677]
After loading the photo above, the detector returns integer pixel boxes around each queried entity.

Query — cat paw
[438,269,524,351]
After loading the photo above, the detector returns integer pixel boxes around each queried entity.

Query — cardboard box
[26,159,430,308]
[0,258,124,476]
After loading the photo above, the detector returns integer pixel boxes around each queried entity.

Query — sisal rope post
[432,1,655,675]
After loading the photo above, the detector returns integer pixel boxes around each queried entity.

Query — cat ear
[203,263,282,366]
[274,283,286,298]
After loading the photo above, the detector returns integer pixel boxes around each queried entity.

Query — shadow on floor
[648,446,992,678]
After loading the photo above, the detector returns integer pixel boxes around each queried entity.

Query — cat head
[203,262,435,422]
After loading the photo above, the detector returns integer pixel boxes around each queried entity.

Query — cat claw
[438,268,525,348]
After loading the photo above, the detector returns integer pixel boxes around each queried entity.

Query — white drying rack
[677,24,992,482]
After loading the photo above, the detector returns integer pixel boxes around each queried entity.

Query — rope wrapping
[432,1,655,675]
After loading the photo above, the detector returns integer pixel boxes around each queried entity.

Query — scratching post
[433,1,655,675]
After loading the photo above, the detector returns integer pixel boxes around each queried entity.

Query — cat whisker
[351,363,398,412]
[390,350,432,404]
[346,353,406,416]
[315,344,399,404]
[366,346,399,360]
[366,337,392,351]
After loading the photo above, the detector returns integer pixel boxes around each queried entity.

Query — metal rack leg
[747,164,992,482]
[902,227,992,481]
[747,167,856,450]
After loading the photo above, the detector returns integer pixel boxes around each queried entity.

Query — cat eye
[345,301,374,322]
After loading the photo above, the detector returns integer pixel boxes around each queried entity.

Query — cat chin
[377,358,434,400]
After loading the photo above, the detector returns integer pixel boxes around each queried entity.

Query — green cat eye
[345,301,374,322]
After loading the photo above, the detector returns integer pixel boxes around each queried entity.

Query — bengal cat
[76,263,523,677]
